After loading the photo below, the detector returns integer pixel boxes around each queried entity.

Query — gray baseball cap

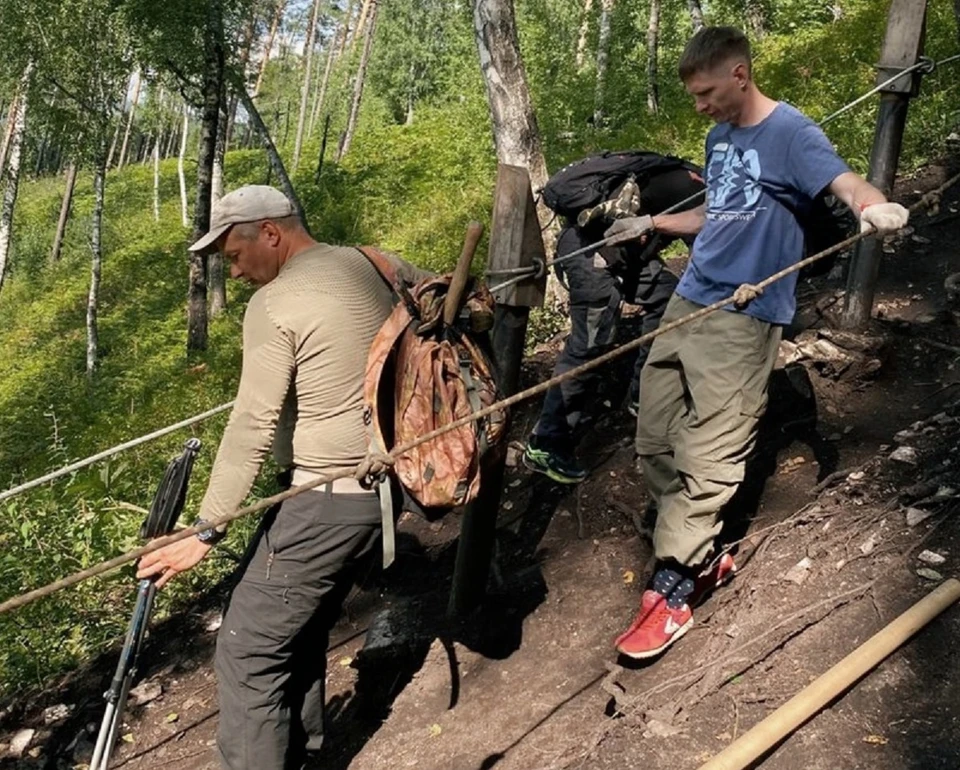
[188,185,296,252]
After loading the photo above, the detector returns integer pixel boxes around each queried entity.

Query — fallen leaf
[338,656,353,667]
[863,734,888,745]
[165,713,179,724]
[623,570,635,585]
[428,723,442,737]
[122,734,134,744]
[917,568,943,581]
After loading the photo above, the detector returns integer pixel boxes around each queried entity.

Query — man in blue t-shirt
[603,26,909,660]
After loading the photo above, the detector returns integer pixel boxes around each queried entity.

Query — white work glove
[604,215,655,246]
[860,202,909,234]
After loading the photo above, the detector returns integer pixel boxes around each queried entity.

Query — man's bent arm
[828,171,887,216]
[652,205,706,237]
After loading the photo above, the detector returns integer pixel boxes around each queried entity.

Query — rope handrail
[1,168,955,616]
[0,402,235,505]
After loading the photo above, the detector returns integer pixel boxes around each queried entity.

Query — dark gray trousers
[532,254,679,451]
[215,488,381,770]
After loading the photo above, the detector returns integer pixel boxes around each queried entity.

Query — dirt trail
[2,163,959,770]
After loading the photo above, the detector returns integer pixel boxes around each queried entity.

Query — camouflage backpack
[358,247,508,518]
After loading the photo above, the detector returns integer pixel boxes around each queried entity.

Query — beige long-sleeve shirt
[198,243,429,526]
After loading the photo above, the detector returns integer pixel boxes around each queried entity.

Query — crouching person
[136,185,428,768]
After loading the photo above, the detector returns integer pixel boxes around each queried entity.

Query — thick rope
[0,402,235,505]
[1,169,955,616]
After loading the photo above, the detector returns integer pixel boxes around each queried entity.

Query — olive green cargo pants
[636,295,782,567]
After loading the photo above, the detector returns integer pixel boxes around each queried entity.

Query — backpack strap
[357,245,401,290]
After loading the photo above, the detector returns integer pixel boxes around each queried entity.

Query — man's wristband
[195,519,226,545]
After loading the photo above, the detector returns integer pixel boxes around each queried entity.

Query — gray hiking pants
[215,487,381,770]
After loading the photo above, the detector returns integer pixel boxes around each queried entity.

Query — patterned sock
[652,567,695,609]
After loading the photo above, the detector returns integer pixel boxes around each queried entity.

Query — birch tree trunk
[226,15,258,147]
[473,0,549,208]
[209,86,228,317]
[687,0,704,32]
[0,94,20,176]
[745,0,767,39]
[309,45,333,136]
[117,68,141,169]
[187,2,225,353]
[212,88,226,202]
[593,0,614,126]
[87,152,106,375]
[336,0,378,162]
[233,72,308,226]
[164,116,178,158]
[178,104,189,227]
[254,0,287,98]
[646,0,660,115]
[575,0,594,71]
[310,22,342,137]
[105,113,122,169]
[339,0,357,57]
[293,0,322,172]
[0,61,32,294]
[153,137,161,221]
[50,161,78,263]
[351,0,373,50]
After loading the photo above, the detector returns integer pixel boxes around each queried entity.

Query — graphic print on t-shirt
[706,142,764,221]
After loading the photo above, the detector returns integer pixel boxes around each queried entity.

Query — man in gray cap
[137,185,428,769]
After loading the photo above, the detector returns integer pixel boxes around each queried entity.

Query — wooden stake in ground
[697,579,960,770]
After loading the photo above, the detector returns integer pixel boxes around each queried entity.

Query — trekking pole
[444,221,485,325]
[89,438,202,770]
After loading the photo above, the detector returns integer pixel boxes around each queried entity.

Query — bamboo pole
[697,578,960,770]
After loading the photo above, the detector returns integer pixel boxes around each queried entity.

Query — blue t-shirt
[676,103,850,325]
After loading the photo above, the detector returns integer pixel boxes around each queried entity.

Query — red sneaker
[692,553,736,605]
[615,589,693,660]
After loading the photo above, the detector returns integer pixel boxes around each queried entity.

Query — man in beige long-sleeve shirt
[137,185,427,769]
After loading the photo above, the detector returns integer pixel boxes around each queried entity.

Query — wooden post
[841,0,927,329]
[448,164,546,616]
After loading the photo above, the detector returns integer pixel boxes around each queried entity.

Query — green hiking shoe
[523,445,588,484]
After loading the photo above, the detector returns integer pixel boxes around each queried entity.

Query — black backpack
[764,187,856,279]
[542,150,703,221]
[796,193,857,278]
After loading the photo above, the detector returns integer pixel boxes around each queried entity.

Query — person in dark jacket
[524,161,705,483]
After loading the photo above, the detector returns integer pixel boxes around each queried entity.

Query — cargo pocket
[738,386,768,419]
